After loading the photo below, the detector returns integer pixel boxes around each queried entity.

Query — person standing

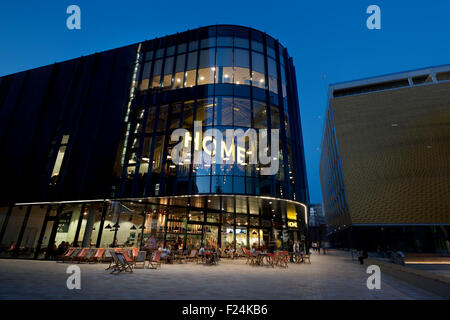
[317,242,321,255]
[358,249,368,265]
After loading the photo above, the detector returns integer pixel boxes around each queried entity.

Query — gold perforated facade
[320,66,450,252]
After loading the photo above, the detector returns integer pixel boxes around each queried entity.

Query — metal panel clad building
[320,65,450,252]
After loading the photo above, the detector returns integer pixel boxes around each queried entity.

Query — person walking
[317,242,321,255]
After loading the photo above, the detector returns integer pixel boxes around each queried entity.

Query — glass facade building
[0,25,309,259]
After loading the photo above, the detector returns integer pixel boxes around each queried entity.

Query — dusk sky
[1,0,449,204]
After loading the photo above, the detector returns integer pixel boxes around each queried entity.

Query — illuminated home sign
[287,221,298,228]
[170,121,280,175]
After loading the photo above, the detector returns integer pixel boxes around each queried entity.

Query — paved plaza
[0,250,443,300]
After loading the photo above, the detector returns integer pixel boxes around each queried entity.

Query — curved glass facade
[116,25,308,205]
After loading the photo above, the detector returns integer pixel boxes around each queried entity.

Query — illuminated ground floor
[0,195,308,259]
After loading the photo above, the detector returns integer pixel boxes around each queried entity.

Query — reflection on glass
[216,48,233,84]
[162,74,172,89]
[172,54,186,89]
[251,52,266,88]
[152,136,165,173]
[201,37,216,48]
[151,75,160,89]
[198,68,215,85]
[271,105,280,128]
[251,40,263,52]
[217,36,233,47]
[233,98,251,127]
[196,98,214,126]
[267,57,278,94]
[253,101,267,129]
[182,101,194,128]
[185,70,196,87]
[157,105,168,132]
[155,48,164,58]
[222,225,234,248]
[235,37,249,49]
[145,107,156,133]
[138,137,152,175]
[204,225,218,248]
[214,97,233,126]
[192,176,210,193]
[178,43,187,53]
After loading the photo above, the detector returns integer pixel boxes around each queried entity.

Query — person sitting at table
[161,245,173,264]
[208,246,217,264]
[198,245,205,262]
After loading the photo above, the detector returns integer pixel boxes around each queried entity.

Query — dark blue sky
[1,1,449,204]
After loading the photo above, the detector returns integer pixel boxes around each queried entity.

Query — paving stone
[0,250,443,299]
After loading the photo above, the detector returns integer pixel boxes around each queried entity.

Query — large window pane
[177,43,187,53]
[151,76,160,89]
[251,52,266,88]
[157,105,168,132]
[153,59,163,75]
[217,36,233,47]
[201,37,216,48]
[187,51,197,70]
[217,48,233,84]
[234,68,251,86]
[214,97,233,126]
[251,40,263,52]
[234,49,249,68]
[253,101,267,129]
[14,206,47,258]
[270,105,280,128]
[75,204,102,248]
[145,107,156,133]
[164,57,174,75]
[189,40,198,51]
[173,72,184,89]
[280,65,287,98]
[172,54,186,89]
[185,51,197,87]
[0,206,26,256]
[196,98,214,126]
[198,49,215,85]
[185,70,196,87]
[198,68,215,85]
[233,98,251,127]
[152,136,165,174]
[267,57,278,94]
[166,46,176,56]
[155,48,164,58]
[235,37,249,49]
[162,74,172,89]
[139,137,152,175]
[192,176,211,193]
[144,50,154,61]
[182,100,194,128]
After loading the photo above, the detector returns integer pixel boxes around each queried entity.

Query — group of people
[198,245,219,264]
[311,242,325,254]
